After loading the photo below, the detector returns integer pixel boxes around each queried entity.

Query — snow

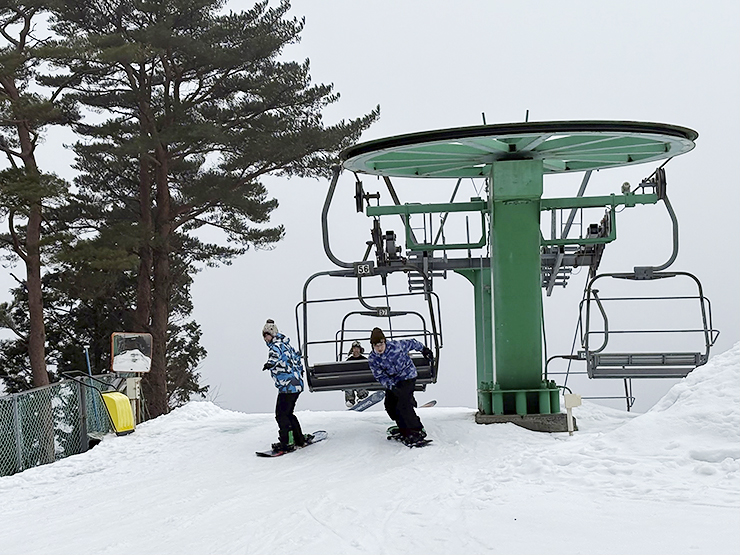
[112,349,152,373]
[1,344,738,554]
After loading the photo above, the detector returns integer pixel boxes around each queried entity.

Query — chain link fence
[0,376,119,477]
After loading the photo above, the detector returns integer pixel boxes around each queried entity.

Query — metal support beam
[454,267,493,414]
[367,200,488,216]
[540,193,658,210]
[546,170,592,296]
[490,160,544,392]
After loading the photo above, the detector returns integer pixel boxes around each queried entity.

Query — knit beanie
[370,327,386,345]
[262,319,279,337]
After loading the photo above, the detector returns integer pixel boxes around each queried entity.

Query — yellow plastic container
[101,392,135,435]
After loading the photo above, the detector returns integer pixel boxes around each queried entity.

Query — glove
[421,347,434,365]
[262,362,271,371]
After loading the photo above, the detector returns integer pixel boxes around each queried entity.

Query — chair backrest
[308,356,434,392]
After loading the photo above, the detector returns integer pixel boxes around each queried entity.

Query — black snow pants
[384,378,423,436]
[275,392,304,447]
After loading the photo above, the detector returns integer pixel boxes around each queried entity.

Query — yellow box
[101,392,135,435]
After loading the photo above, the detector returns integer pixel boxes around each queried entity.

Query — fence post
[12,394,23,472]
[77,380,89,454]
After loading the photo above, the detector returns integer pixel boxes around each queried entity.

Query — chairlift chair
[579,270,719,379]
[566,165,719,381]
[295,272,441,393]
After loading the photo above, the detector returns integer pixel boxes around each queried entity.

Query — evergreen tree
[0,0,76,388]
[44,0,378,416]
[1,232,211,407]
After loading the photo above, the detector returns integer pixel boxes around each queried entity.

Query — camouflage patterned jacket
[263,333,304,393]
[368,338,424,389]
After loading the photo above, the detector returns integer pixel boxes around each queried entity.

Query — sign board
[353,261,374,277]
[111,332,153,373]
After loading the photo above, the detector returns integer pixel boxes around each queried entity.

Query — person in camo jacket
[367,327,434,446]
[261,319,310,452]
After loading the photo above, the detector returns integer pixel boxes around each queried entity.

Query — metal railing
[0,376,116,477]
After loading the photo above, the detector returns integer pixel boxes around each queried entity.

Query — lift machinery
[305,120,717,431]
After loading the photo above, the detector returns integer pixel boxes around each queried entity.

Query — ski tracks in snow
[1,352,738,555]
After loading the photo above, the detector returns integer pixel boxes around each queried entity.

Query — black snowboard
[255,430,328,457]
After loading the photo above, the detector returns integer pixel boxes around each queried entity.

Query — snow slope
[1,344,738,555]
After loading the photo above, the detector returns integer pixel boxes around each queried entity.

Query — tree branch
[8,210,29,263]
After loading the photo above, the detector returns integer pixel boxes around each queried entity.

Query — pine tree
[0,0,76,388]
[44,0,378,416]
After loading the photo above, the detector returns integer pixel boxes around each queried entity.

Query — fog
[2,1,738,414]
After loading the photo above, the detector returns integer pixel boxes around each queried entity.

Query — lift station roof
[341,121,697,178]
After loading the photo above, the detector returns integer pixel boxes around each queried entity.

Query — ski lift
[578,168,720,379]
[295,270,441,393]
[580,270,718,378]
[294,165,446,394]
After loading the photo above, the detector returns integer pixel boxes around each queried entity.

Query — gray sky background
[2,1,738,414]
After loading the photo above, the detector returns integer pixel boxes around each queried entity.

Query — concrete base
[475,411,576,433]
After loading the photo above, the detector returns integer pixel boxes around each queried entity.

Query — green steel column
[454,268,493,413]
[490,160,544,391]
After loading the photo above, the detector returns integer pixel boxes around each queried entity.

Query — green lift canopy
[342,121,696,178]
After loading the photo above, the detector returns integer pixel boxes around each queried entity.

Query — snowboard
[349,394,436,412]
[347,390,385,411]
[255,430,328,458]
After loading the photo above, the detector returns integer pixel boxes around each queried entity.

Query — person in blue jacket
[262,319,307,452]
[368,327,434,446]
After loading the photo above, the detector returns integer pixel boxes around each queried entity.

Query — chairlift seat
[308,355,434,392]
[586,351,707,379]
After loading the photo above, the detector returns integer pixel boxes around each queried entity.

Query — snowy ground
[1,344,738,555]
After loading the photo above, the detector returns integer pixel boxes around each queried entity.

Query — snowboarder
[344,340,370,407]
[367,328,434,446]
[262,319,307,452]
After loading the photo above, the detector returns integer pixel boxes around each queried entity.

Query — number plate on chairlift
[354,261,374,277]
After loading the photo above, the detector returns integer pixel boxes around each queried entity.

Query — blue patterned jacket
[368,338,424,389]
[264,333,304,393]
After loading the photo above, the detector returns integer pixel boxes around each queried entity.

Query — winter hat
[349,340,365,354]
[370,327,386,345]
[262,319,279,337]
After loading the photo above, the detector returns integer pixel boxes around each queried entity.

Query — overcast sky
[190,0,739,414]
[3,0,738,414]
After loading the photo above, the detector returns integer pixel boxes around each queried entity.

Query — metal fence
[0,376,116,477]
